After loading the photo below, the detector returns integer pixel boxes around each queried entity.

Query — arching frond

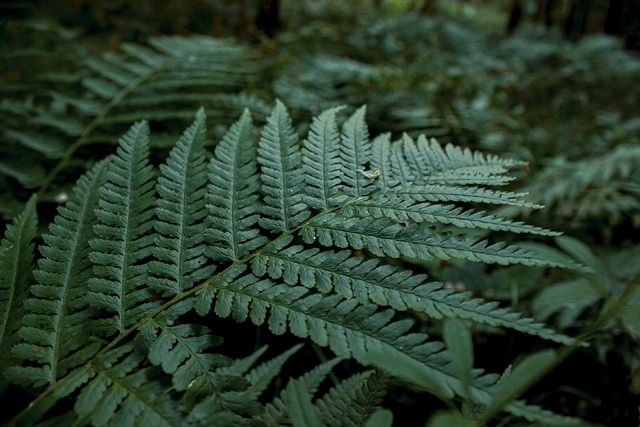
[259,358,342,427]
[2,34,268,221]
[9,163,108,388]
[251,239,575,345]
[0,195,37,391]
[4,103,585,426]
[243,344,302,399]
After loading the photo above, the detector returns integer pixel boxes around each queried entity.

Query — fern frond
[74,343,184,427]
[197,274,475,394]
[387,184,541,207]
[406,134,522,176]
[369,133,394,189]
[3,104,586,425]
[259,358,342,427]
[343,195,558,235]
[339,106,374,196]
[252,239,575,344]
[149,109,212,297]
[3,34,265,217]
[303,214,567,267]
[0,195,37,391]
[195,275,556,419]
[87,122,157,334]
[207,109,266,262]
[4,130,66,159]
[0,157,45,188]
[302,106,344,210]
[520,144,640,224]
[244,344,302,399]
[8,162,108,388]
[258,100,308,232]
[316,370,388,427]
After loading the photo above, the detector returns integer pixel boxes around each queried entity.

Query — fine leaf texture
[316,370,388,427]
[207,109,266,261]
[0,195,38,391]
[3,103,585,427]
[9,163,108,388]
[150,108,213,296]
[258,100,308,232]
[87,121,158,334]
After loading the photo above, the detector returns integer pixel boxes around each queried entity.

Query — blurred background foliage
[1,0,639,425]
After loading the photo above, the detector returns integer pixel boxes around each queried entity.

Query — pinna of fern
[0,34,270,223]
[0,102,586,426]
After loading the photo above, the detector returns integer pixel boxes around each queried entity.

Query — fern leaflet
[258,100,308,232]
[150,108,212,296]
[87,122,157,334]
[9,163,108,388]
[0,195,37,391]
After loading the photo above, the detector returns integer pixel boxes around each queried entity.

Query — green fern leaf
[302,106,345,209]
[0,195,37,391]
[316,370,388,427]
[251,241,575,345]
[207,109,266,262]
[369,133,394,189]
[139,301,230,394]
[407,134,521,176]
[343,195,558,235]
[0,158,45,188]
[303,214,567,267]
[388,184,541,207]
[87,121,157,334]
[258,100,308,232]
[74,343,184,427]
[149,109,212,296]
[284,378,323,427]
[259,358,342,427]
[244,344,302,399]
[388,138,417,185]
[9,162,108,388]
[3,130,66,159]
[339,106,373,196]
[197,274,466,394]
[2,103,586,426]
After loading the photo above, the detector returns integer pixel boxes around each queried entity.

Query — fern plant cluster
[1,28,269,221]
[0,101,587,426]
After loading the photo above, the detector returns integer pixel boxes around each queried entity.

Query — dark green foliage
[316,371,388,427]
[0,196,38,393]
[0,105,584,426]
[1,31,269,220]
[2,2,638,424]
